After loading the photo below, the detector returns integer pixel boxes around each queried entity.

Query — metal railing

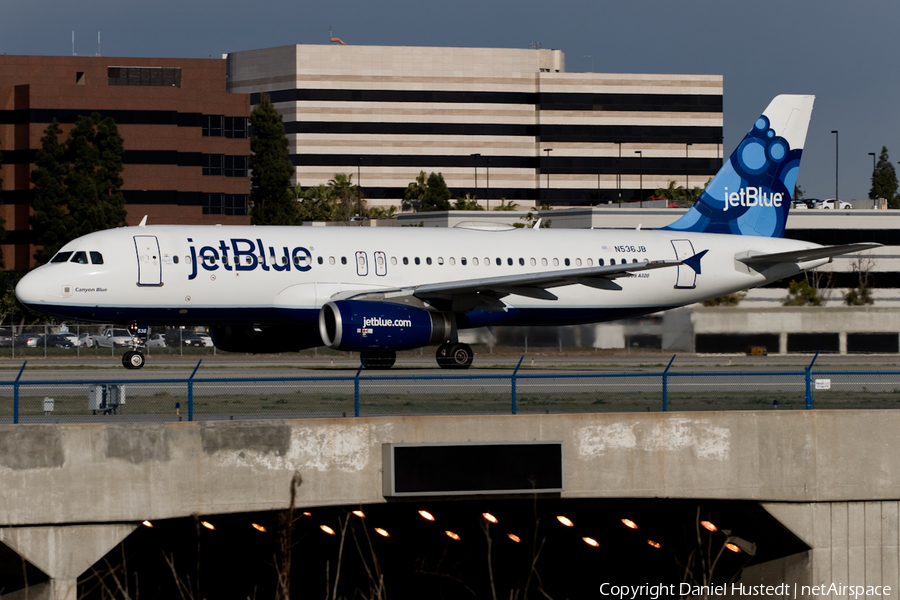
[4,353,900,424]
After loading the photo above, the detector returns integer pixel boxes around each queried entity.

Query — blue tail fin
[661,95,815,238]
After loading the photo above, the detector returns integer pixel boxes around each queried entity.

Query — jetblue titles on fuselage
[187,237,313,280]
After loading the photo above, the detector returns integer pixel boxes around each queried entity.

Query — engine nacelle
[319,300,451,351]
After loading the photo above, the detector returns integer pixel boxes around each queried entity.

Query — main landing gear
[122,350,145,369]
[435,342,474,369]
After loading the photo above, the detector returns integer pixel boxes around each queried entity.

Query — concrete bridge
[1,411,899,598]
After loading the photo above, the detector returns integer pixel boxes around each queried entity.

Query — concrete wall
[3,411,900,527]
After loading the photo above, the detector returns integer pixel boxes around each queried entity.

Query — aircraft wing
[330,259,680,307]
[736,243,881,265]
[411,259,680,301]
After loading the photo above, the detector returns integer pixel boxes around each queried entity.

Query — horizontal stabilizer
[736,243,881,265]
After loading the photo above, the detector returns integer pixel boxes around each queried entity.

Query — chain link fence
[3,354,900,424]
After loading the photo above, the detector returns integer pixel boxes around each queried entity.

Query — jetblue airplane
[16,95,877,369]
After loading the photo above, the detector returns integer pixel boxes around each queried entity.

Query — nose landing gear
[122,350,145,369]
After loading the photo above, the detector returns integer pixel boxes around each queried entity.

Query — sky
[4,0,899,201]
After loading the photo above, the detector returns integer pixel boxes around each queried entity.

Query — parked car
[0,329,13,347]
[165,329,214,347]
[44,334,75,349]
[816,198,852,210]
[15,333,42,347]
[93,328,137,348]
[147,333,167,348]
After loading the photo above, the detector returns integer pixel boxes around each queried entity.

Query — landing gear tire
[436,342,474,369]
[122,350,145,369]
[360,351,396,370]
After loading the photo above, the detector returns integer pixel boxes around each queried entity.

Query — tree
[844,254,876,306]
[453,194,482,210]
[31,120,73,264]
[328,173,359,222]
[297,184,339,222]
[492,199,519,211]
[402,171,428,212]
[249,94,300,225]
[65,113,127,240]
[783,277,826,306]
[793,184,805,201]
[419,172,452,212]
[0,140,5,267]
[702,291,747,307]
[869,146,899,208]
[30,115,127,265]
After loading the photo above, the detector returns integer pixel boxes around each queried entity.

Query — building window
[202,194,248,216]
[203,154,224,176]
[225,117,248,139]
[224,156,248,177]
[107,66,181,88]
[203,115,224,137]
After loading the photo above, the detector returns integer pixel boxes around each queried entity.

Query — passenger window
[358,256,365,267]
[633,259,638,264]
[496,258,501,266]
[461,258,467,266]
[318,256,324,264]
[599,259,605,266]
[403,257,409,265]
[377,255,385,267]
[552,258,559,266]
[426,257,432,265]
[587,258,593,266]
[185,256,191,265]
[70,251,89,264]
[437,257,444,265]
[173,255,180,264]
[483,257,489,265]
[541,258,548,266]
[341,257,347,265]
[51,252,73,263]
[329,257,335,265]
[245,256,252,265]
[507,258,513,266]
[575,258,582,267]
[449,257,455,265]
[530,258,536,266]
[564,258,570,266]
[294,255,301,266]
[415,257,420,265]
[223,256,229,266]
[621,257,626,264]
[610,259,616,265]
[391,257,397,265]
[90,251,104,265]
[282,257,289,265]
[473,258,479,266]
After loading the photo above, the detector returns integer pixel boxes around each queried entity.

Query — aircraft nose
[15,270,45,307]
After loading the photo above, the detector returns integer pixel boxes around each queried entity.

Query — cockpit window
[90,252,104,265]
[51,252,73,263]
[70,251,89,264]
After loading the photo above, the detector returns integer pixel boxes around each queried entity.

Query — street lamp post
[357,157,362,219]
[635,150,643,208]
[616,142,622,206]
[470,153,481,203]
[831,130,839,208]
[486,158,491,210]
[544,148,553,205]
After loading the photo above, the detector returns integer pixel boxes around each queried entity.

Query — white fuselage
[16,224,827,329]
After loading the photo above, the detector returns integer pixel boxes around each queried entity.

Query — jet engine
[318,300,451,351]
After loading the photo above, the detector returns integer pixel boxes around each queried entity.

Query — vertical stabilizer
[662,94,815,238]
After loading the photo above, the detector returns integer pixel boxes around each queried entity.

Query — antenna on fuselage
[138,215,148,227]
